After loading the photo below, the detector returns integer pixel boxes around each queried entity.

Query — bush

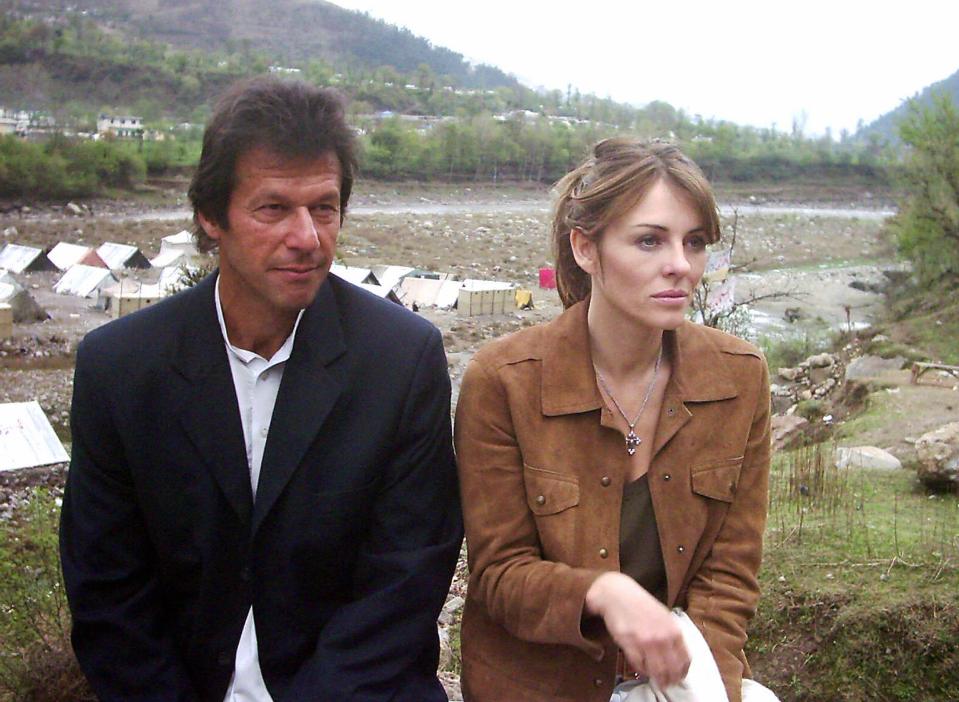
[0,488,93,701]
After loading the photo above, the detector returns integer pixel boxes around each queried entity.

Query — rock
[2,226,16,237]
[807,353,835,368]
[771,414,809,452]
[437,624,452,670]
[845,354,907,380]
[808,366,832,386]
[915,422,959,488]
[799,389,813,401]
[835,446,902,471]
[777,367,802,382]
[65,201,84,216]
[443,595,465,615]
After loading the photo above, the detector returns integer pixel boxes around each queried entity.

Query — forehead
[233,147,342,191]
[618,178,702,222]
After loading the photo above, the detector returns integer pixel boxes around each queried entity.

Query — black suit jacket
[59,273,462,701]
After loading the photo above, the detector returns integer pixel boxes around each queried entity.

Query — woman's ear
[570,227,599,276]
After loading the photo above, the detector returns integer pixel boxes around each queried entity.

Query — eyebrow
[630,223,707,234]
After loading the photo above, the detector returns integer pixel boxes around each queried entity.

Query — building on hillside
[97,114,144,139]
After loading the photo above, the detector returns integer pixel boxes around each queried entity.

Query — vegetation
[749,444,959,700]
[887,93,959,289]
[0,488,93,701]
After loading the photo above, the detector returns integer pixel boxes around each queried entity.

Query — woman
[454,138,776,702]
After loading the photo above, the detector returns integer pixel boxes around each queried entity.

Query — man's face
[199,147,342,333]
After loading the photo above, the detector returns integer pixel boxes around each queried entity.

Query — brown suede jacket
[454,301,771,702]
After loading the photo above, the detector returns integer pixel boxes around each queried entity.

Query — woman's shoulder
[679,321,765,361]
[470,320,552,372]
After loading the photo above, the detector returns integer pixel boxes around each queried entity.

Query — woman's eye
[686,236,707,250]
[638,235,659,248]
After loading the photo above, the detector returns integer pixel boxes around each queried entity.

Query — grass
[748,444,959,700]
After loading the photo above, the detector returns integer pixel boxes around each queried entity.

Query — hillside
[11,0,521,91]
[856,67,959,144]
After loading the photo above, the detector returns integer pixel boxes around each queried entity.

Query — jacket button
[240,565,251,582]
[599,548,609,559]
[729,482,737,494]
[594,678,604,687]
[663,474,671,481]
[217,651,233,667]
[536,495,546,505]
[677,545,686,554]
[600,476,611,487]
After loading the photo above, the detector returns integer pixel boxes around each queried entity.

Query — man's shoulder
[78,279,206,362]
[328,275,439,344]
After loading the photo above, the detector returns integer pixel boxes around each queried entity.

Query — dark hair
[188,76,358,252]
[551,138,721,308]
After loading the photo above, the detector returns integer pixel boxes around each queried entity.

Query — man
[59,77,462,701]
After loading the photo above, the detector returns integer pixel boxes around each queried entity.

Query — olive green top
[619,474,667,602]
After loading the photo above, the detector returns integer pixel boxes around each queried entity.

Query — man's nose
[286,207,321,250]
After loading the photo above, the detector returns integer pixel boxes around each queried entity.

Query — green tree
[888,93,959,287]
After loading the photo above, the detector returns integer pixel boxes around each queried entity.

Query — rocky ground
[4,182,946,699]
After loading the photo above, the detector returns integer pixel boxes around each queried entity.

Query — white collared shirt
[216,277,304,702]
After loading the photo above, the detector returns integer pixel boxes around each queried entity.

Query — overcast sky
[330,0,958,137]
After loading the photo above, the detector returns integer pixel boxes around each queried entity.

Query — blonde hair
[551,138,721,308]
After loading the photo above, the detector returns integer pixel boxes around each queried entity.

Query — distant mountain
[856,68,959,144]
[15,0,521,91]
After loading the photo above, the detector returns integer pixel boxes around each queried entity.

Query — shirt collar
[215,274,304,367]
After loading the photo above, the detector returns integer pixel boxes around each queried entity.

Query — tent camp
[457,279,517,317]
[54,264,117,298]
[0,243,57,273]
[0,273,48,322]
[0,401,69,471]
[151,230,200,268]
[356,282,402,304]
[97,242,152,270]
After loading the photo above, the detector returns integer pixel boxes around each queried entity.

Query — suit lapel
[172,274,254,525]
[251,281,347,535]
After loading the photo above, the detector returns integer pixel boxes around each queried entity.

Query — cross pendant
[625,430,642,456]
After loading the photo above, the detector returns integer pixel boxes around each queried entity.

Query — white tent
[370,265,415,292]
[0,243,55,273]
[397,277,462,310]
[47,242,107,271]
[97,242,151,270]
[330,263,377,286]
[356,282,402,304]
[54,265,117,298]
[0,401,69,471]
[151,231,200,268]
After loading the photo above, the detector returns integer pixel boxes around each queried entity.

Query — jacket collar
[540,300,738,417]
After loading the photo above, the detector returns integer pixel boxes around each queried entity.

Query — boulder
[65,201,84,216]
[777,367,802,382]
[914,422,959,488]
[808,366,833,385]
[771,414,809,452]
[845,354,907,380]
[835,446,902,471]
[807,353,835,369]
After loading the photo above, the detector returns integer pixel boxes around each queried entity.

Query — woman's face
[573,178,709,332]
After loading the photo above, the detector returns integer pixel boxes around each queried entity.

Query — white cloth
[216,277,304,702]
[610,611,779,702]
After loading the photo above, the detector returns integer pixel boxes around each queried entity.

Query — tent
[458,279,517,317]
[151,230,200,268]
[54,264,117,298]
[0,401,69,471]
[0,243,56,273]
[97,242,152,270]
[47,242,108,271]
[330,263,377,286]
[356,282,402,304]
[370,265,415,292]
[397,276,462,310]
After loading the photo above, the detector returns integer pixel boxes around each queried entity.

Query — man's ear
[197,211,224,242]
[570,227,599,276]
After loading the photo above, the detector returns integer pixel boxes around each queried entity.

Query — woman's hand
[585,572,690,688]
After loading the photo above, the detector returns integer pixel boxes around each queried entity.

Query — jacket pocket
[523,464,579,514]
[690,456,744,503]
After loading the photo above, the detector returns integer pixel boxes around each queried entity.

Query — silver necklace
[594,346,663,456]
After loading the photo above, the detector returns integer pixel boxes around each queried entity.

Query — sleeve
[684,357,772,702]
[282,327,464,702]
[58,339,198,701]
[453,357,607,660]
